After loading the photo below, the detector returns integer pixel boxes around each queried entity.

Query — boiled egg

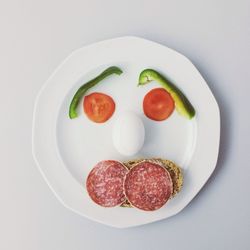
[112,112,145,156]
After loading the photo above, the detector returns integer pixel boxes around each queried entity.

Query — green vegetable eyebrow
[69,66,123,119]
[138,69,195,119]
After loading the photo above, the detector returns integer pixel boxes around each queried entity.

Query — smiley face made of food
[69,66,195,211]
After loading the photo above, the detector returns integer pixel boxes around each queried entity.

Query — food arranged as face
[69,66,194,211]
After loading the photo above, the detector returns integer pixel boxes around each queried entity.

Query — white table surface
[0,0,249,249]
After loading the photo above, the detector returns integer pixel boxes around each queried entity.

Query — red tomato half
[83,92,115,123]
[143,88,174,121]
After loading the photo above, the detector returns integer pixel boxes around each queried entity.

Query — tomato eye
[143,88,174,121]
[84,92,115,123]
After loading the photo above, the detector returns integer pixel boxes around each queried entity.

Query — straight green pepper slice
[69,66,123,119]
[138,69,195,119]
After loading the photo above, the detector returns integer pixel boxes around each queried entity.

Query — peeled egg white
[112,112,145,156]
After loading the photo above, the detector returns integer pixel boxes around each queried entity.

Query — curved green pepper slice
[138,69,195,119]
[69,66,123,119]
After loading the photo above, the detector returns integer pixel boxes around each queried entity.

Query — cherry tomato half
[83,92,115,123]
[143,88,174,121]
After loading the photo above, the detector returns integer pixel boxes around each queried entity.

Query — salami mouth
[124,161,173,211]
[86,159,183,211]
[86,160,128,207]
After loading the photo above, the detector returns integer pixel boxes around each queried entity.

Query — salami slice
[124,161,173,211]
[86,160,128,207]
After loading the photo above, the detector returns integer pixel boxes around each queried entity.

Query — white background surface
[0,0,249,249]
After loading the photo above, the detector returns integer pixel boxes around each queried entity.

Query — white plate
[32,36,220,228]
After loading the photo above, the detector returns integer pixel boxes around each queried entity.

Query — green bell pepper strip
[138,69,195,119]
[69,66,123,119]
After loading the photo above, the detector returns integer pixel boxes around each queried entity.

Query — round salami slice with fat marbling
[86,160,128,207]
[124,161,173,211]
